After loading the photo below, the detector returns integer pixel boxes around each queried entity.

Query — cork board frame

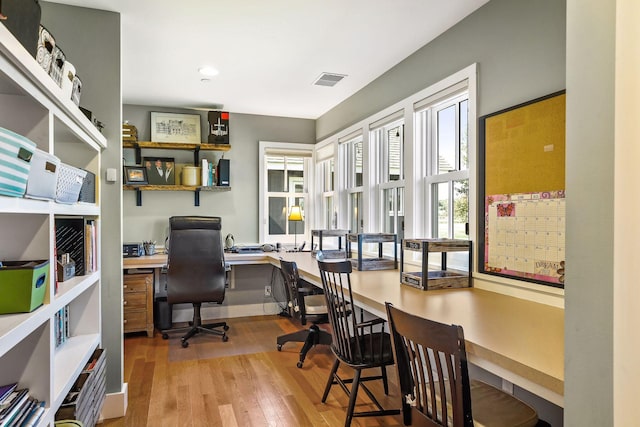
[478,91,566,287]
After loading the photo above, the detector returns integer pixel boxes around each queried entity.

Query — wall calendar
[484,190,565,286]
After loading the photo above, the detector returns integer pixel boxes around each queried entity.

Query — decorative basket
[0,127,36,197]
[25,148,60,201]
[77,169,95,203]
[36,25,55,74]
[49,45,66,88]
[55,163,87,204]
[71,74,82,106]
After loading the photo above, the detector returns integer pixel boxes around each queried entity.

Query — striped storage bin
[25,148,60,201]
[0,127,36,197]
[56,163,86,204]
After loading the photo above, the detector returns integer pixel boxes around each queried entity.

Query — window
[341,135,364,233]
[418,92,469,239]
[371,119,404,242]
[259,142,313,244]
[318,158,336,229]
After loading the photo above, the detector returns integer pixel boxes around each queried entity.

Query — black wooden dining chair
[317,258,400,427]
[385,302,542,427]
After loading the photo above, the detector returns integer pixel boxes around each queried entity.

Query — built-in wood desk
[267,252,564,407]
[122,252,271,269]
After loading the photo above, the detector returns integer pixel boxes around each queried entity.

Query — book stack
[55,348,106,427]
[0,384,45,427]
[200,158,216,187]
[122,123,137,142]
[54,305,70,348]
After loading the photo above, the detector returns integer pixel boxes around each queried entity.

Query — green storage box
[0,260,49,314]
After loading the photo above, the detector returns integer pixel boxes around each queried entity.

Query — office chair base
[162,321,229,347]
[276,324,332,368]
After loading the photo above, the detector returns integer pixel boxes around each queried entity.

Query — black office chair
[317,258,400,427]
[276,259,332,368]
[162,216,229,348]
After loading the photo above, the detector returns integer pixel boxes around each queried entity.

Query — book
[8,396,34,427]
[0,385,17,407]
[19,401,44,427]
[0,389,28,427]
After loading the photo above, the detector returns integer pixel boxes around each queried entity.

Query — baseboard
[171,302,281,323]
[100,382,129,420]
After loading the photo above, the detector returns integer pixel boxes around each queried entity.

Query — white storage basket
[0,127,36,198]
[25,148,60,201]
[56,163,86,204]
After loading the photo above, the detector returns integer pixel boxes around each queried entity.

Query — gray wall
[40,3,123,394]
[122,105,315,246]
[316,0,566,141]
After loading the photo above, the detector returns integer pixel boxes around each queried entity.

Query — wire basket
[55,163,87,204]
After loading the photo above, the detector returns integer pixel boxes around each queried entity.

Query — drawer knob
[123,301,128,305]
[123,319,127,324]
[124,285,128,289]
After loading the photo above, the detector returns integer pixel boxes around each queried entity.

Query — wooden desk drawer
[124,310,147,331]
[124,292,147,310]
[123,273,152,293]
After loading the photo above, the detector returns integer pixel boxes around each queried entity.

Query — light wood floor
[100,316,404,427]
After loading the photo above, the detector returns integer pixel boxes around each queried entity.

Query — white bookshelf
[0,23,106,427]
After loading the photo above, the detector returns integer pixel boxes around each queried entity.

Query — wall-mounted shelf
[123,141,231,206]
[123,185,231,206]
[123,141,230,164]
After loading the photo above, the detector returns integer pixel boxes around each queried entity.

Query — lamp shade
[288,205,303,221]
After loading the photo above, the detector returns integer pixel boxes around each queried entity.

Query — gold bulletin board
[479,91,566,287]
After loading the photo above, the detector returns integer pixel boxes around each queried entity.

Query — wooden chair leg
[322,359,340,403]
[344,368,362,427]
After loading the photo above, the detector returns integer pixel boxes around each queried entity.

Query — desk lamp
[288,205,303,251]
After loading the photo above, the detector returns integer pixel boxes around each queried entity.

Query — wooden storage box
[346,233,397,271]
[401,239,471,290]
[311,229,349,258]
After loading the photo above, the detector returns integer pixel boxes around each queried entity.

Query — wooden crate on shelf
[311,229,349,258]
[346,233,397,271]
[400,238,471,290]
[122,123,137,142]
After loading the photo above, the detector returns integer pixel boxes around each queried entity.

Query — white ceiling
[46,0,488,119]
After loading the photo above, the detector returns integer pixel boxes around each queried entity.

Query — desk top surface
[122,250,564,399]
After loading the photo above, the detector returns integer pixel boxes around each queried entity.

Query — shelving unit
[0,23,105,427]
[400,238,471,290]
[122,140,231,206]
[346,233,398,271]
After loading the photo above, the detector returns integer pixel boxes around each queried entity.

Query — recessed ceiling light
[198,66,219,77]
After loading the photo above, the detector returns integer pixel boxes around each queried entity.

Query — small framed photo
[143,157,176,185]
[150,112,201,144]
[124,166,148,185]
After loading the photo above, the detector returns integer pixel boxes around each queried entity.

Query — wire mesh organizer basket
[56,163,87,204]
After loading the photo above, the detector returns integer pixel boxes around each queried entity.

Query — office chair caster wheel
[277,344,282,351]
[222,335,229,342]
[297,361,304,368]
[223,325,229,331]
[181,340,189,348]
[162,333,169,340]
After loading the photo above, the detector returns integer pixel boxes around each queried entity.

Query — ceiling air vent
[313,72,347,87]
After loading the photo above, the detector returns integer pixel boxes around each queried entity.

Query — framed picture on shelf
[143,157,176,185]
[123,166,148,185]
[150,112,201,144]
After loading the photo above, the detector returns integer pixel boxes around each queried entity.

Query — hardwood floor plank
[100,316,403,427]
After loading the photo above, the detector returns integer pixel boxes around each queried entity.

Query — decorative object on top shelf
[122,122,138,142]
[151,112,201,144]
[400,238,471,290]
[0,0,42,57]
[0,126,35,198]
[49,45,66,87]
[346,233,398,271]
[71,73,82,106]
[123,165,148,185]
[36,25,55,73]
[143,156,175,185]
[208,110,229,144]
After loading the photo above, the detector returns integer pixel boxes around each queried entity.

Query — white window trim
[259,141,315,244]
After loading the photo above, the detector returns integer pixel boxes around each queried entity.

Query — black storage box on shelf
[78,169,95,203]
[55,218,85,276]
[1,0,42,57]
[208,110,229,144]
